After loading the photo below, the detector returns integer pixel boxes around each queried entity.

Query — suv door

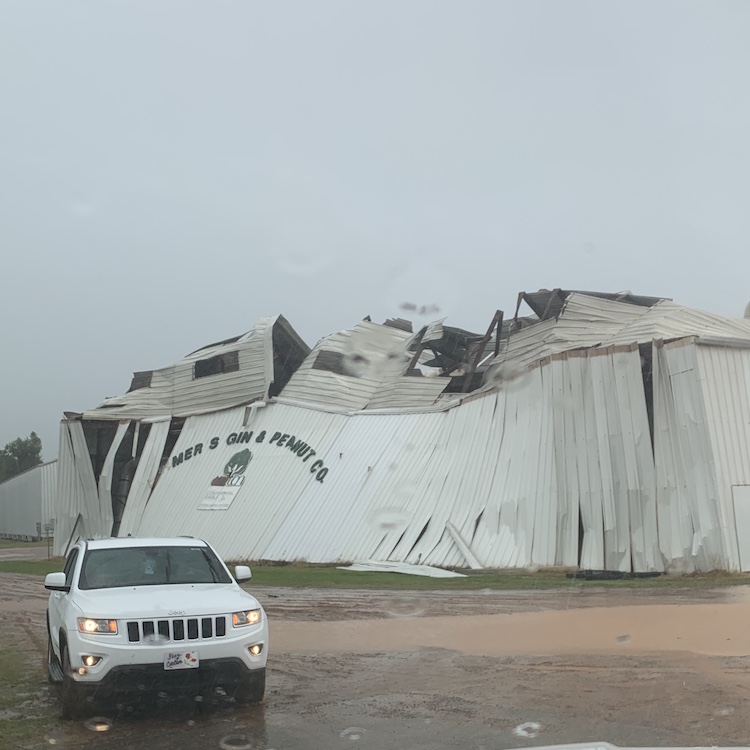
[48,546,79,655]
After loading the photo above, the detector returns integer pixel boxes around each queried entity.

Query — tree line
[0,432,43,483]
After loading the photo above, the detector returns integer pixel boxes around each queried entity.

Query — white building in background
[0,460,57,540]
[51,290,750,573]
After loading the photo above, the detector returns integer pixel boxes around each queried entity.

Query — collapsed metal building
[53,291,750,573]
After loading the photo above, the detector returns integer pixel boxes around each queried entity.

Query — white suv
[45,536,268,718]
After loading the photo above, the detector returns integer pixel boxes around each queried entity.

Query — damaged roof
[82,315,309,421]
[72,288,750,422]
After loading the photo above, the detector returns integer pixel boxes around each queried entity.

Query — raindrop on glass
[276,251,333,278]
[143,633,170,645]
[218,735,254,750]
[513,722,542,739]
[484,362,534,393]
[386,594,426,618]
[340,727,367,741]
[84,717,113,733]
[367,507,413,533]
[615,634,631,643]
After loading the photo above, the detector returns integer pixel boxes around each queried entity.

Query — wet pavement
[5,558,750,749]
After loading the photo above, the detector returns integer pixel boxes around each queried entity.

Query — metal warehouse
[0,460,57,541]
[52,291,750,573]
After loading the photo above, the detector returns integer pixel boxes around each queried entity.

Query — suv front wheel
[231,668,266,705]
[59,642,86,720]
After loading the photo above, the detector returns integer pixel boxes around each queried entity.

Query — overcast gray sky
[2,0,750,460]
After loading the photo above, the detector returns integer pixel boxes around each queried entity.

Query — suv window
[63,548,79,588]
[78,546,233,589]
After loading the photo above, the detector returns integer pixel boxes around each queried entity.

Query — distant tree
[0,432,43,483]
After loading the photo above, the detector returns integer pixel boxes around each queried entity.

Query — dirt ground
[4,571,750,749]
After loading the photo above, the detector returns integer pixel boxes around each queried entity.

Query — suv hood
[73,583,261,619]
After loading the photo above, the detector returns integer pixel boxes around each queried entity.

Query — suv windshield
[79,545,232,589]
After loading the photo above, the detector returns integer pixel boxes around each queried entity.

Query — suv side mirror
[234,565,252,582]
[45,572,70,592]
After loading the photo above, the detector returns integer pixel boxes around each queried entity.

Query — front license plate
[164,650,200,670]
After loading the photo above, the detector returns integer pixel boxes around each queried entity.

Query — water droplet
[341,327,409,380]
[484,361,535,393]
[615,634,631,643]
[187,720,196,726]
[340,727,367,741]
[714,707,735,717]
[513,721,542,739]
[386,594,426,618]
[276,251,334,277]
[194,694,204,702]
[367,507,413,533]
[84,717,112,733]
[143,633,170,645]
[219,735,255,750]
[384,260,460,326]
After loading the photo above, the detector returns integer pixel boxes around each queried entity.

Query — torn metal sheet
[336,561,466,578]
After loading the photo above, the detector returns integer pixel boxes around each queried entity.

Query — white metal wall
[0,461,57,539]
[653,340,726,572]
[695,342,750,570]
[131,346,661,571]
[53,421,126,556]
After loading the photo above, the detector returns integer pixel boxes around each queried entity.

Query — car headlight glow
[232,609,262,627]
[77,618,118,634]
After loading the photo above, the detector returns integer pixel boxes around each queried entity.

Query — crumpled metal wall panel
[96,421,130,539]
[128,344,661,572]
[53,422,100,556]
[118,418,171,537]
[653,340,726,572]
[695,342,750,570]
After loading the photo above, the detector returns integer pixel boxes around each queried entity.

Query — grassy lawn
[0,539,50,549]
[5,558,750,590]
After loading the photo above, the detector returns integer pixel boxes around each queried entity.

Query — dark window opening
[128,370,153,392]
[311,350,347,375]
[193,351,240,379]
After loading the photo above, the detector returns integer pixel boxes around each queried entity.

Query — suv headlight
[232,609,262,627]
[77,618,118,635]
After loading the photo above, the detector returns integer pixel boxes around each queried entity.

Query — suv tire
[232,668,266,705]
[59,642,85,720]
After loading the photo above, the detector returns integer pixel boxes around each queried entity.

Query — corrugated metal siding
[82,368,175,420]
[53,422,102,555]
[280,322,414,411]
[0,461,57,538]
[653,340,726,572]
[97,422,130,538]
[365,376,449,410]
[40,461,57,534]
[119,419,171,537]
[695,343,750,570]
[604,303,750,346]
[129,345,660,571]
[83,317,279,421]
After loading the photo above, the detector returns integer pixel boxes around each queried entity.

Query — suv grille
[126,616,227,643]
